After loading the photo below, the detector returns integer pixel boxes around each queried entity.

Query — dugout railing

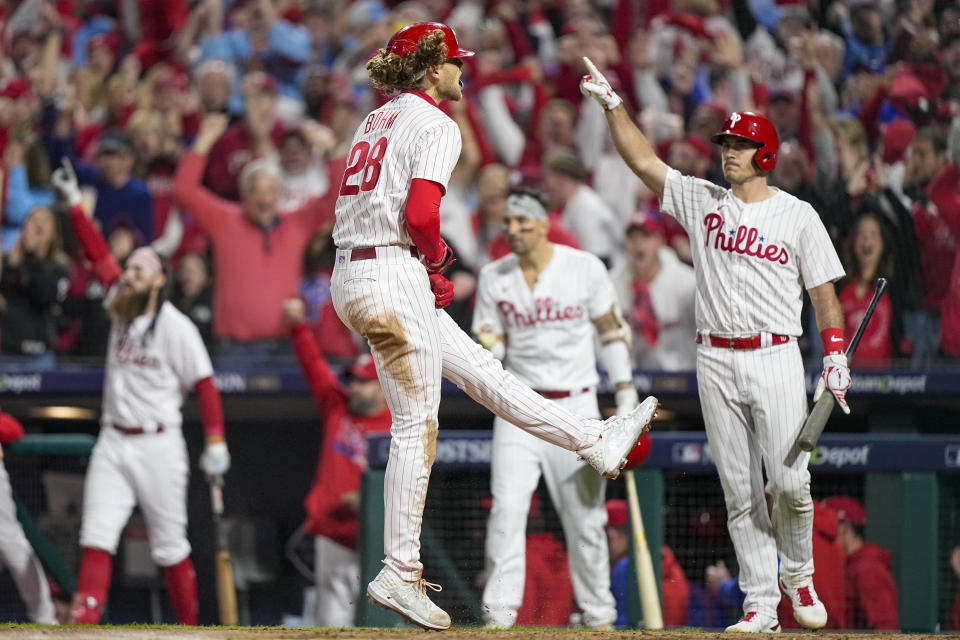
[360,431,960,632]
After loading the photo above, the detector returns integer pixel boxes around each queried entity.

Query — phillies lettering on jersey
[101,294,213,432]
[496,299,586,328]
[703,213,790,265]
[474,245,615,390]
[660,169,844,336]
[333,92,461,250]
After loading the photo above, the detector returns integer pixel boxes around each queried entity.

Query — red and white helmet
[386,22,475,60]
[710,111,780,172]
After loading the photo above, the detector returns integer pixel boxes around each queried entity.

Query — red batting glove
[424,240,454,275]
[429,273,454,309]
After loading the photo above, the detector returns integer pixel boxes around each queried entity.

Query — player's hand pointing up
[579,57,622,111]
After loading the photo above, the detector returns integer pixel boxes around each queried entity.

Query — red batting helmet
[386,22,475,60]
[623,432,652,470]
[710,111,780,172]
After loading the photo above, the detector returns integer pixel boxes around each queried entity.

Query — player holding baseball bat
[52,158,230,625]
[581,57,850,631]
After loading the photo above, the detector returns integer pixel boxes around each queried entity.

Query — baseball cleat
[780,579,828,629]
[725,611,782,633]
[579,396,659,479]
[366,566,451,630]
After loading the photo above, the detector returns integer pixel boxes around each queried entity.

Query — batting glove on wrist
[429,273,454,309]
[424,240,454,275]
[51,157,83,208]
[615,387,640,416]
[200,441,231,477]
[813,354,852,414]
[580,57,622,111]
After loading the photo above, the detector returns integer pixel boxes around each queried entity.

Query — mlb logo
[338,255,345,264]
[946,445,960,468]
[672,443,702,464]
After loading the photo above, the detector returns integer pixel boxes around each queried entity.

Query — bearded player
[52,159,229,625]
[474,189,638,629]
[330,24,658,630]
[581,57,849,632]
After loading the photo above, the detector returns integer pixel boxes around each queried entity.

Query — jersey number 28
[339,137,388,196]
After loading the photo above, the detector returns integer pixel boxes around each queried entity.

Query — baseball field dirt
[0,627,947,640]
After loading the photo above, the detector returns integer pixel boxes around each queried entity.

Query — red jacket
[839,282,893,368]
[779,501,847,629]
[291,324,391,549]
[661,545,689,627]
[173,152,338,341]
[846,542,899,630]
[515,533,573,627]
[927,163,960,357]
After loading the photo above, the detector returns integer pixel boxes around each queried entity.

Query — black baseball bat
[796,277,888,452]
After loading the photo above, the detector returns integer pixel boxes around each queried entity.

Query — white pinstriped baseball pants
[483,392,616,628]
[696,340,813,619]
[331,246,604,582]
[0,461,57,624]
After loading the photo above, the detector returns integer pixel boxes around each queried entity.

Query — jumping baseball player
[474,189,638,629]
[51,159,230,626]
[581,57,849,632]
[0,410,57,624]
[331,23,658,630]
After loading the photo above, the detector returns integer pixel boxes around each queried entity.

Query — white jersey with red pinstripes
[333,91,462,249]
[659,168,844,336]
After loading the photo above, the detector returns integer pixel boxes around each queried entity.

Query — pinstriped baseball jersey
[333,91,461,249]
[472,244,615,390]
[660,168,844,336]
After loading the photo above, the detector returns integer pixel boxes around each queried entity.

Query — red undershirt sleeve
[404,178,444,262]
[195,377,225,439]
[69,204,122,287]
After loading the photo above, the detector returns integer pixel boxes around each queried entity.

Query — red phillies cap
[626,212,664,236]
[823,496,866,525]
[606,499,628,528]
[348,354,378,381]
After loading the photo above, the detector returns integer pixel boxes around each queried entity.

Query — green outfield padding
[6,433,96,457]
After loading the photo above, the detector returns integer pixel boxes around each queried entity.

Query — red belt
[350,246,419,261]
[696,333,790,350]
[535,387,592,399]
[113,424,164,435]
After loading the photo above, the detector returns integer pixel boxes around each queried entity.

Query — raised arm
[284,298,343,413]
[51,159,122,288]
[579,57,670,201]
[173,114,234,232]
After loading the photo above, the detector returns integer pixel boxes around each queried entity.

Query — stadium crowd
[0,0,958,371]
[1,0,960,629]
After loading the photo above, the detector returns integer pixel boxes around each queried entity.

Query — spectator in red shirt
[823,496,899,631]
[926,161,960,359]
[838,213,896,367]
[903,128,956,366]
[173,114,337,363]
[778,500,847,629]
[201,72,283,202]
[510,494,574,628]
[282,299,390,627]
